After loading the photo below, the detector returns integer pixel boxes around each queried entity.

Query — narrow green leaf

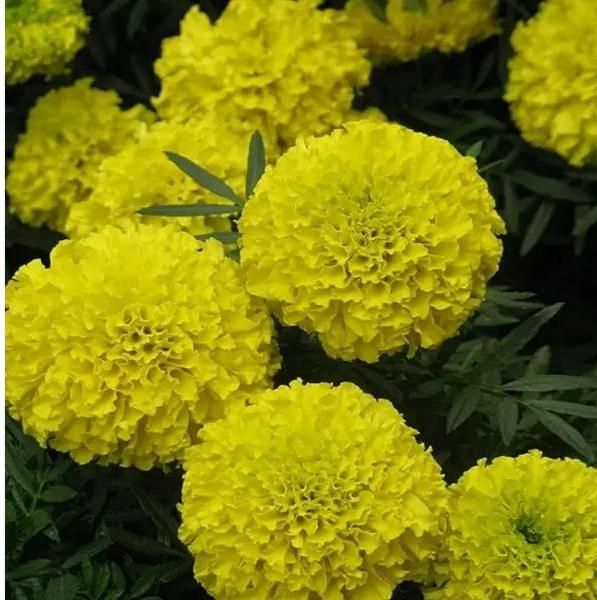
[62,537,113,569]
[363,0,389,21]
[465,140,483,158]
[5,446,35,496]
[127,0,148,38]
[496,398,519,445]
[138,204,238,217]
[107,527,185,558]
[133,487,180,543]
[503,179,520,234]
[573,205,597,237]
[525,346,551,376]
[195,231,240,245]
[403,0,428,12]
[40,485,77,503]
[521,201,555,256]
[526,399,597,419]
[510,172,593,204]
[165,151,242,206]
[245,131,266,198]
[46,575,80,600]
[503,375,597,392]
[447,387,481,432]
[7,559,53,580]
[535,410,595,461]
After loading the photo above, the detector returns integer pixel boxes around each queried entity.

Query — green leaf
[245,131,266,198]
[526,399,597,419]
[525,346,551,376]
[62,537,113,569]
[465,140,483,158]
[5,446,35,496]
[496,398,519,445]
[503,178,520,234]
[125,563,184,600]
[520,200,555,256]
[107,527,185,558]
[363,0,389,21]
[510,172,593,204]
[133,487,180,543]
[165,151,242,206]
[403,0,428,12]
[46,575,80,600]
[8,559,53,580]
[127,0,148,38]
[534,410,595,461]
[40,485,77,503]
[138,204,238,217]
[503,375,597,392]
[195,231,240,245]
[446,387,481,433]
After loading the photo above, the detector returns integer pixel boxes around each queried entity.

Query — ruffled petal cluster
[427,451,597,599]
[345,0,498,63]
[7,79,154,232]
[65,118,247,238]
[239,121,505,362]
[505,0,597,166]
[5,225,279,469]
[180,380,448,599]
[6,0,89,85]
[153,0,371,156]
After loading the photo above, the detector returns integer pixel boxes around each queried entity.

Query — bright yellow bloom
[427,451,597,599]
[239,121,504,362]
[6,0,89,85]
[5,225,279,469]
[505,0,597,166]
[345,0,498,63]
[7,79,153,232]
[180,380,448,599]
[153,0,371,156]
[65,118,247,238]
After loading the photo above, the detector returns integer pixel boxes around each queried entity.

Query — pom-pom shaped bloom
[6,0,89,85]
[154,0,371,156]
[7,79,153,232]
[239,121,504,362]
[345,0,498,63]
[427,451,597,599]
[505,0,597,166]
[65,118,247,238]
[5,225,279,469]
[180,380,448,599]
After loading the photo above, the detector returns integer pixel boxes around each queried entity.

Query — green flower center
[516,519,543,545]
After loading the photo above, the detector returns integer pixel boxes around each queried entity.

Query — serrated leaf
[510,172,593,204]
[447,387,481,432]
[195,231,240,245]
[503,375,597,392]
[496,398,519,445]
[165,151,242,206]
[138,204,238,217]
[535,410,595,461]
[465,140,483,158]
[46,575,80,600]
[521,200,555,256]
[363,0,389,21]
[245,131,266,198]
[526,399,597,419]
[40,485,77,503]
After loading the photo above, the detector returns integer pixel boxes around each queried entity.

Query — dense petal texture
[65,118,246,238]
[239,122,505,362]
[345,0,498,63]
[153,0,371,156]
[427,451,597,599]
[6,0,89,84]
[5,225,279,469]
[7,79,154,232]
[180,381,448,599]
[505,0,597,166]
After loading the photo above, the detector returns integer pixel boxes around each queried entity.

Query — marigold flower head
[505,0,597,166]
[5,225,279,469]
[7,79,154,232]
[239,121,505,362]
[180,380,448,599]
[6,0,89,85]
[427,451,597,599]
[153,0,371,156]
[345,0,498,63]
[65,117,247,238]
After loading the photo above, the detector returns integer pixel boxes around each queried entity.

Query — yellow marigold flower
[7,79,153,232]
[239,121,505,362]
[345,0,499,63]
[427,451,597,599]
[179,380,448,599]
[153,0,371,156]
[6,0,89,85]
[505,0,597,167]
[5,225,279,470]
[65,118,247,238]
